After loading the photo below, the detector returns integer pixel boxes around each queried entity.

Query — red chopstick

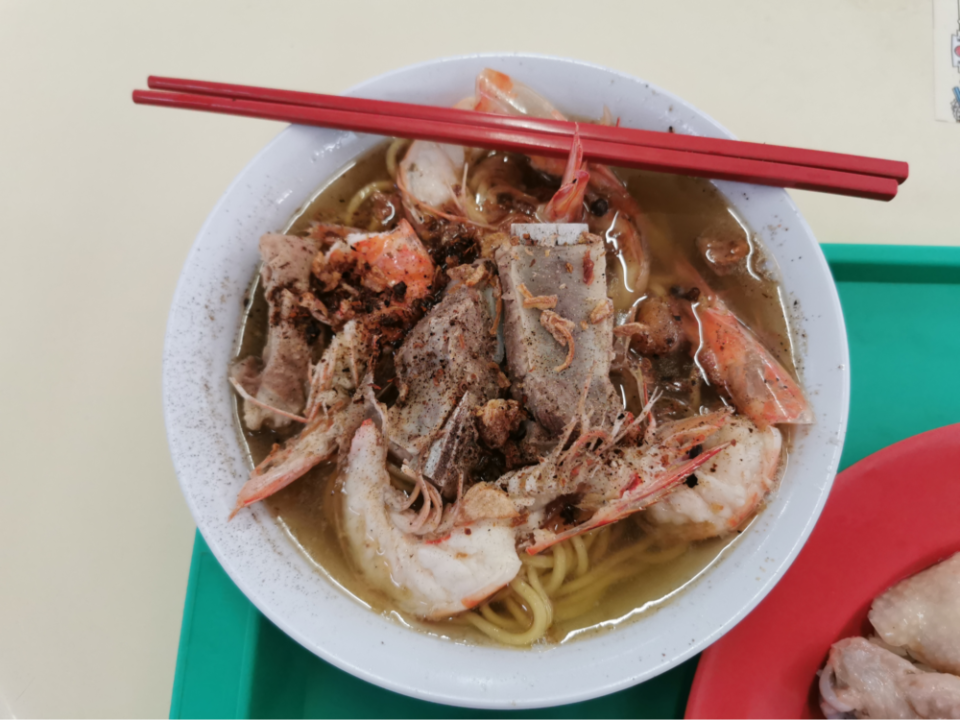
[132,88,899,201]
[147,75,908,185]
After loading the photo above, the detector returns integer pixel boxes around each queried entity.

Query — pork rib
[495,232,619,435]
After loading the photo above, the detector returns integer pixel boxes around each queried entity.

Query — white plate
[163,54,849,709]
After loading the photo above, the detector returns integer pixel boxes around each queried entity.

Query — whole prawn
[676,262,812,428]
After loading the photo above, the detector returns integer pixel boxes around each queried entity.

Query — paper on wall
[934,0,960,122]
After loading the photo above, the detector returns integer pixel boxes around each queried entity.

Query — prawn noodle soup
[228,69,811,647]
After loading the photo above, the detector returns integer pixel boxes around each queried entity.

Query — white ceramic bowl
[163,54,849,709]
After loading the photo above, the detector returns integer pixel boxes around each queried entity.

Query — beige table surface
[1,1,958,717]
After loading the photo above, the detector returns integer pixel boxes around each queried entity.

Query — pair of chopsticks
[133,76,908,201]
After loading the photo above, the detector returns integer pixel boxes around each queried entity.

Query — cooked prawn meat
[311,219,434,303]
[232,232,319,430]
[398,141,465,218]
[496,408,735,553]
[475,68,566,125]
[341,420,521,620]
[643,415,782,541]
[345,219,435,301]
[869,552,960,675]
[537,128,589,223]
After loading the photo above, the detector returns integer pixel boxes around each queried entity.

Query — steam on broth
[231,128,803,645]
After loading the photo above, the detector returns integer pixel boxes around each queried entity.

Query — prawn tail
[229,420,338,519]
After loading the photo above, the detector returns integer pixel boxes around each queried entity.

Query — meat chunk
[614,295,686,356]
[369,190,401,227]
[477,231,513,260]
[820,637,960,719]
[696,227,750,275]
[495,232,620,435]
[388,277,501,497]
[474,399,526,449]
[458,483,520,524]
[233,233,319,431]
[870,553,960,675]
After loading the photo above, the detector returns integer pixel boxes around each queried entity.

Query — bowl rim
[163,52,850,709]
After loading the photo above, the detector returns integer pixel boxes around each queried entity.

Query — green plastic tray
[170,244,960,719]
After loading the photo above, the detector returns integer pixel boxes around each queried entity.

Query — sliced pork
[232,233,319,431]
[388,277,501,498]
